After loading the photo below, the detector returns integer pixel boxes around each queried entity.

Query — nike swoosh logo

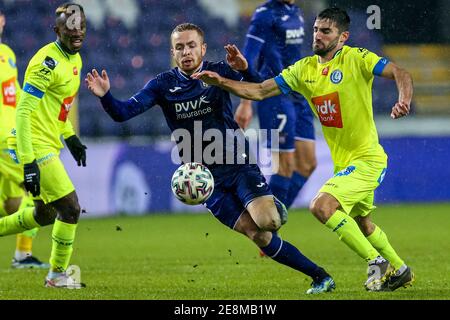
[169,87,182,93]
[257,183,265,188]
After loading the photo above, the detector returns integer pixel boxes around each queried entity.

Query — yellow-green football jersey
[0,43,21,149]
[276,45,389,167]
[15,41,81,164]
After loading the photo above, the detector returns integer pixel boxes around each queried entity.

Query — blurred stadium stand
[4,0,448,139]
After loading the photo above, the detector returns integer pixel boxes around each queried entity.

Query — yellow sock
[0,207,40,236]
[16,233,33,253]
[366,225,405,270]
[325,210,380,261]
[50,220,78,272]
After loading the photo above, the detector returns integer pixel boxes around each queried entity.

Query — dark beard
[313,38,339,57]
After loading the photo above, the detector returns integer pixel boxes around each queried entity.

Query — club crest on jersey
[42,56,58,70]
[330,69,343,84]
[200,81,209,88]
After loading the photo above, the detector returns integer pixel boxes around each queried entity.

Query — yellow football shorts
[7,146,75,204]
[319,159,387,218]
[0,149,24,199]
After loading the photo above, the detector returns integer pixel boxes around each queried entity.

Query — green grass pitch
[0,203,449,300]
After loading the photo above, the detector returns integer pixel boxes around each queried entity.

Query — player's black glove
[65,135,87,167]
[24,160,40,197]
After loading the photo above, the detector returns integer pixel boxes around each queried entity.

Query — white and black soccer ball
[171,162,214,205]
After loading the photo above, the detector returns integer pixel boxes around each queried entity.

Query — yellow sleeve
[16,55,57,163]
[350,47,387,79]
[280,59,307,95]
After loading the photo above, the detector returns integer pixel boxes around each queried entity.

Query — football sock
[260,232,326,280]
[0,207,40,236]
[269,174,290,205]
[15,228,39,260]
[50,220,77,272]
[325,210,379,261]
[284,172,308,208]
[366,225,405,270]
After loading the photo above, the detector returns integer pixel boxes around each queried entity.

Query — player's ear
[170,48,175,58]
[201,42,207,57]
[340,31,349,43]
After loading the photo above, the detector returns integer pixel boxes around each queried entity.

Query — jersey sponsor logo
[174,96,212,120]
[42,56,58,70]
[285,27,304,44]
[2,77,17,107]
[169,86,182,93]
[58,96,75,122]
[330,69,343,84]
[311,92,343,128]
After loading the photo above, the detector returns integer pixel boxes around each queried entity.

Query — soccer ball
[171,162,214,205]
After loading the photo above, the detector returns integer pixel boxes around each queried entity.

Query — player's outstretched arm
[381,62,413,119]
[191,71,281,101]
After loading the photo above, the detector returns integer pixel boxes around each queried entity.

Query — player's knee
[58,202,81,224]
[253,208,281,232]
[4,198,21,215]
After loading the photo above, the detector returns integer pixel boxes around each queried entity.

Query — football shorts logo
[2,77,17,107]
[330,69,343,84]
[335,165,356,177]
[311,92,343,128]
[42,56,58,70]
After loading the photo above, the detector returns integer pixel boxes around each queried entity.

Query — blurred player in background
[0,10,49,269]
[235,0,316,210]
[86,23,335,294]
[0,3,87,288]
[193,7,415,292]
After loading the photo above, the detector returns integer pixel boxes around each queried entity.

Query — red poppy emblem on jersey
[73,67,78,75]
[59,96,75,122]
[2,77,17,107]
[311,92,343,128]
[322,67,329,76]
